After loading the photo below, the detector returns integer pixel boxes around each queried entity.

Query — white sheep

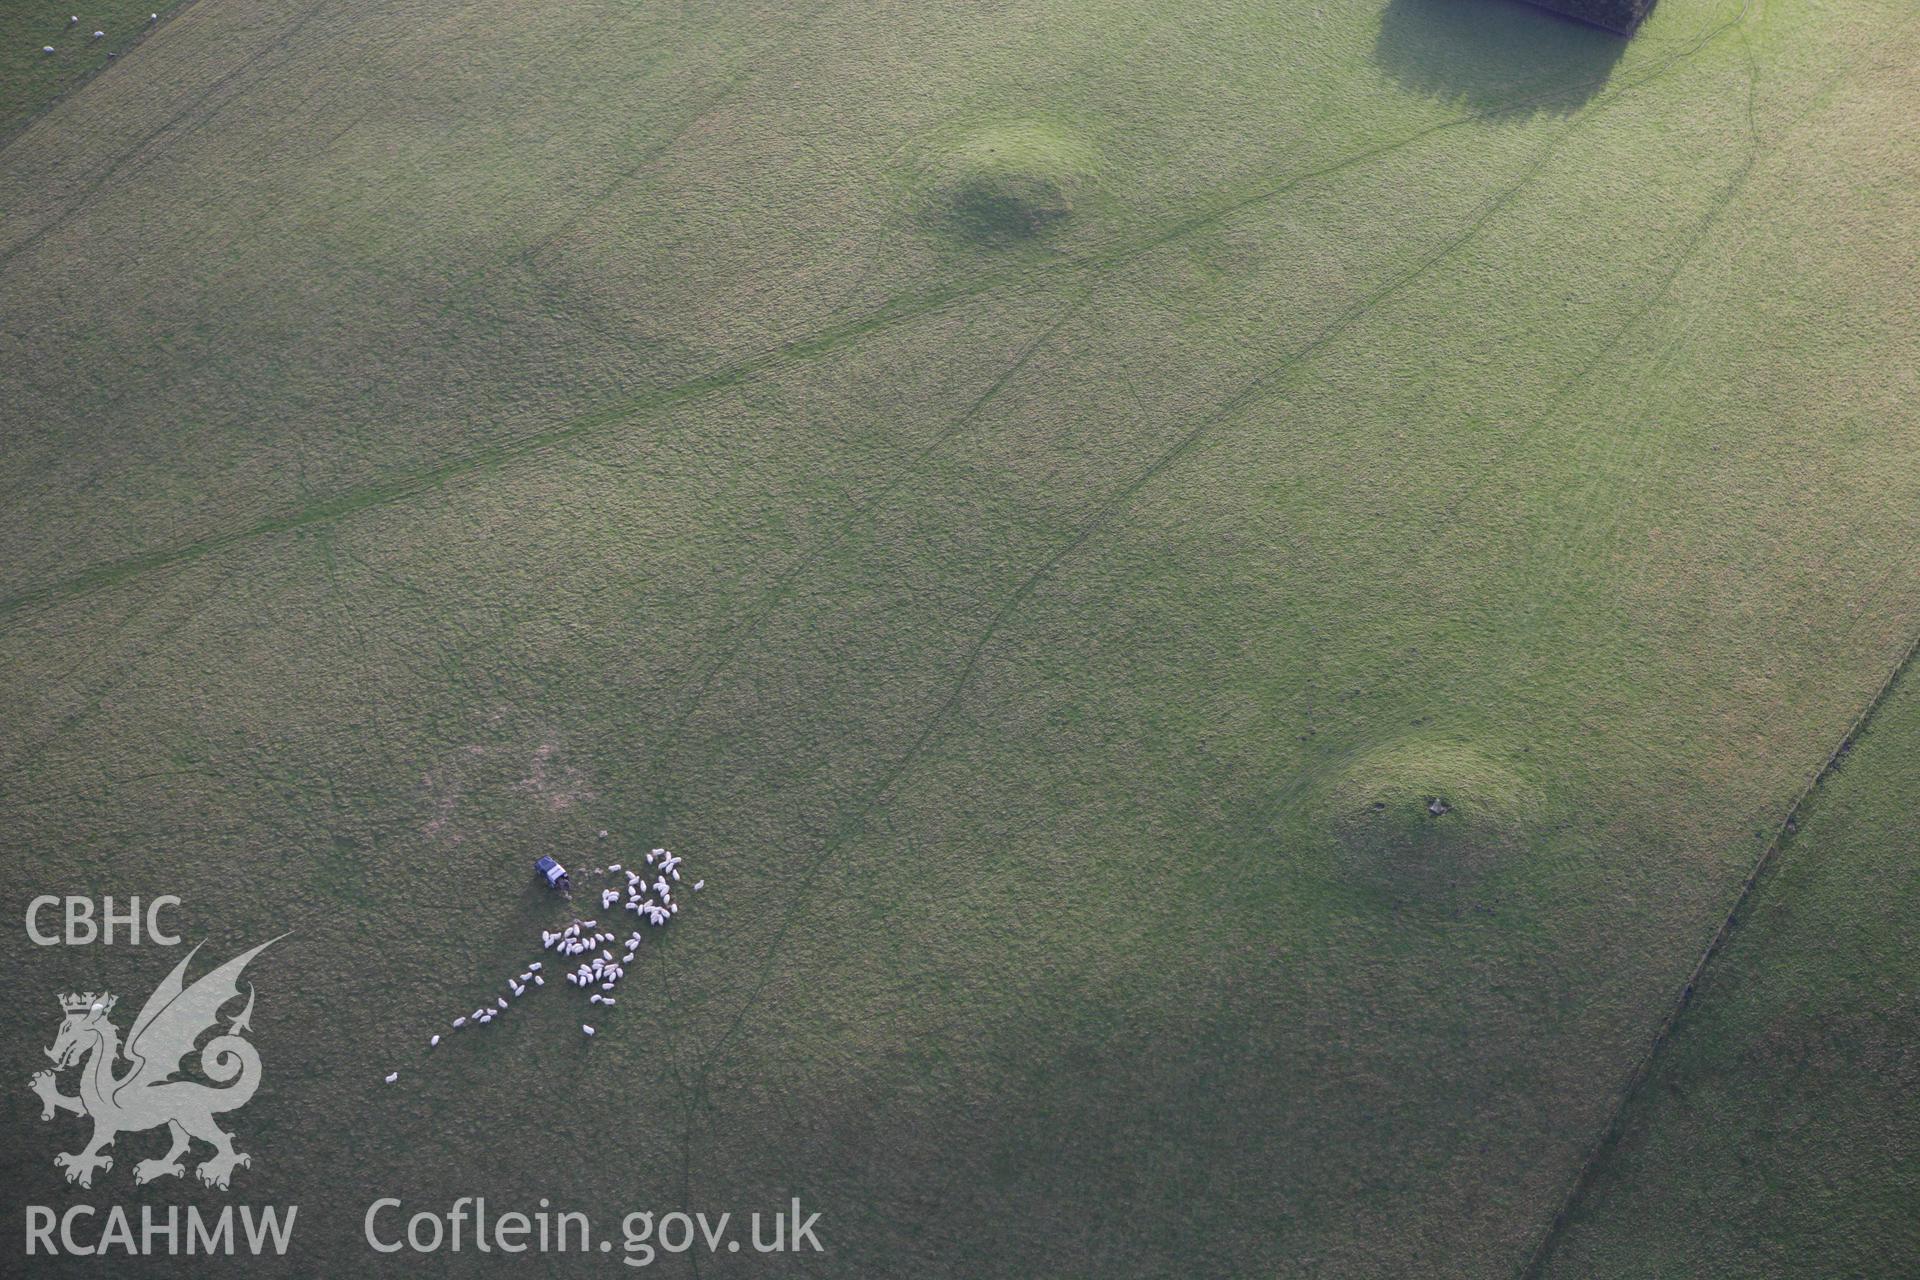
[385,1072,399,1084]
[582,1024,595,1037]
[693,880,705,891]
[92,30,104,40]
[429,1035,440,1048]
[452,1016,467,1028]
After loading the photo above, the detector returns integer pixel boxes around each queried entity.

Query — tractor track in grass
[1512,17,1920,1274]
[643,285,1096,821]
[0,0,342,272]
[432,0,848,317]
[0,1,1745,635]
[667,70,1657,1234]
[1518,615,1920,1279]
[665,1,1769,1232]
[0,0,202,152]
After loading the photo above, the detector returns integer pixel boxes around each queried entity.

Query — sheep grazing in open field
[92,30,104,40]
[528,962,542,972]
[693,880,705,891]
[608,863,622,873]
[43,46,55,54]
[429,1035,440,1048]
[581,1025,595,1037]
[452,1016,466,1028]
[385,1072,399,1084]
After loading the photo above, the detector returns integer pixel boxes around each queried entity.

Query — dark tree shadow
[1372,0,1633,120]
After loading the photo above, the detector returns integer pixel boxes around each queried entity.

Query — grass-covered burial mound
[1329,741,1542,890]
[921,122,1096,243]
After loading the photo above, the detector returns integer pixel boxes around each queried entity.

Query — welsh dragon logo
[29,938,281,1190]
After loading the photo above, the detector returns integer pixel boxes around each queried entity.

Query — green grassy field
[1,0,188,139]
[1,0,1916,1275]
[1542,660,1920,1276]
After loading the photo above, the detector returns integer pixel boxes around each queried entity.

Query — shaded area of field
[1543,660,1920,1277]
[1,0,1917,1276]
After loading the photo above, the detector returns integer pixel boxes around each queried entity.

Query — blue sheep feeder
[534,855,569,890]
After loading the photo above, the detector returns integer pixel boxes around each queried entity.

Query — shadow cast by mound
[1372,0,1632,120]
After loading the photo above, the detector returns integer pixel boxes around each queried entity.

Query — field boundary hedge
[1520,618,1920,1277]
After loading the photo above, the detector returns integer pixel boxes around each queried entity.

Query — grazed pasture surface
[1544,664,1920,1278]
[0,0,190,139]
[0,0,1915,1275]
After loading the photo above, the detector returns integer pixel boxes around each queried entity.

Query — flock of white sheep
[382,844,704,1085]
[37,12,159,58]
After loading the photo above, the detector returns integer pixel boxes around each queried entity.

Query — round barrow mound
[922,123,1096,243]
[1328,742,1540,889]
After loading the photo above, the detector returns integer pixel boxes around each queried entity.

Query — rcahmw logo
[23,936,300,1259]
